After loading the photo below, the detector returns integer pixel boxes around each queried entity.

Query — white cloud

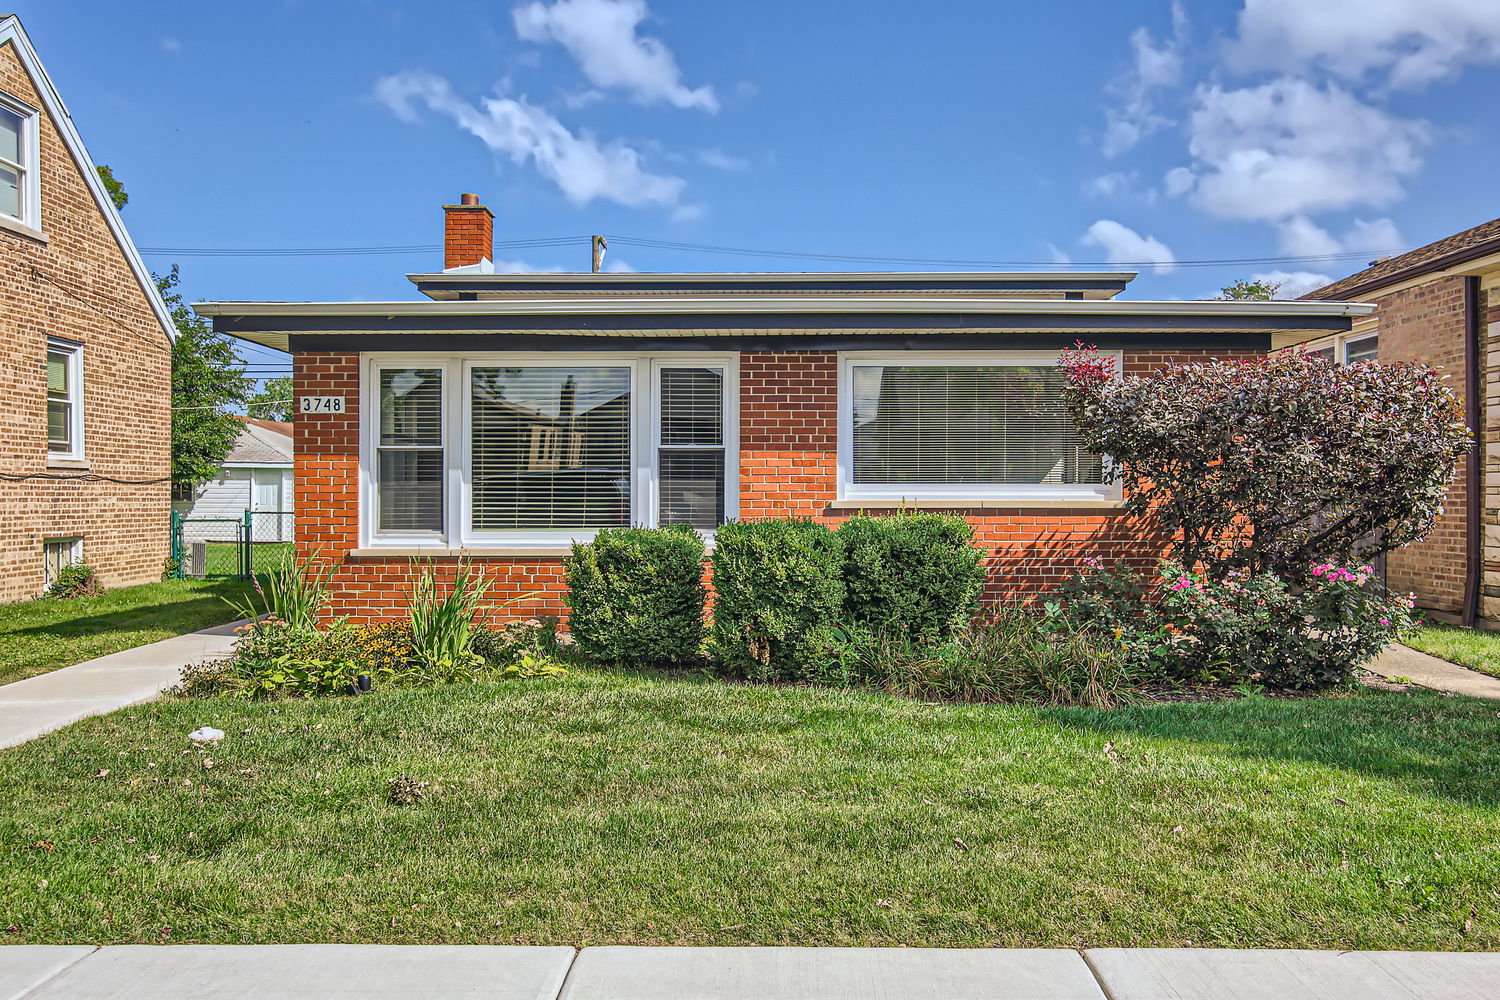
[1101,3,1187,156]
[698,147,750,170]
[1046,243,1072,265]
[1082,219,1176,274]
[160,37,182,54]
[1250,269,1334,298]
[493,259,566,273]
[604,256,636,273]
[375,72,685,210]
[513,0,718,111]
[1169,78,1431,221]
[1276,215,1404,258]
[1083,171,1137,199]
[1231,0,1500,89]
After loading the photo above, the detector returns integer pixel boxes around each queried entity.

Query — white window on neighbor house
[1302,332,1378,365]
[837,352,1118,504]
[46,337,83,460]
[364,354,737,547]
[0,90,41,229]
[42,536,82,589]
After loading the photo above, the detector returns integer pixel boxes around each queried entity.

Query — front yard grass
[1404,624,1500,679]
[2,672,1497,949]
[0,578,258,686]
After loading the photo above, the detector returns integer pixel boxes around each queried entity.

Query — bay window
[838,352,1116,502]
[365,353,736,547]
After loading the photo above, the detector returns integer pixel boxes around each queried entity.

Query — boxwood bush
[564,525,707,666]
[838,513,985,642]
[710,518,844,682]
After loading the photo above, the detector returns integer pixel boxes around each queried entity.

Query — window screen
[850,364,1104,485]
[471,366,632,531]
[1344,336,1378,365]
[376,368,444,533]
[657,367,725,528]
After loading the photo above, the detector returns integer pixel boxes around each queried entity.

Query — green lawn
[0,578,257,686]
[2,672,1496,949]
[1404,624,1500,679]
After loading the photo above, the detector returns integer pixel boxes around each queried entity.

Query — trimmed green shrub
[565,526,707,666]
[710,518,844,682]
[838,513,985,641]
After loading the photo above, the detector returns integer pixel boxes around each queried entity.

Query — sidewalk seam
[546,946,581,1000]
[1079,949,1121,1000]
[11,946,98,1000]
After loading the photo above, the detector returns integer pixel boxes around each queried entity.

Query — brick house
[1301,218,1500,627]
[0,16,175,600]
[197,196,1373,623]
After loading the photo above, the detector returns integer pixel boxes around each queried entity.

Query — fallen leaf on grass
[32,840,53,853]
[875,899,894,909]
[953,837,969,851]
[94,769,109,779]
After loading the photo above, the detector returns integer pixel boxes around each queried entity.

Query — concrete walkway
[1366,643,1500,700]
[1,945,1497,999]
[0,621,240,750]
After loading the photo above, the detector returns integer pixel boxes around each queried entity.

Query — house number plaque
[299,395,346,414]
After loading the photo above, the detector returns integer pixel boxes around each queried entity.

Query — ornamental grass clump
[226,547,337,629]
[406,555,492,677]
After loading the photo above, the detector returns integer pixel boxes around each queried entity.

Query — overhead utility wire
[136,237,584,257]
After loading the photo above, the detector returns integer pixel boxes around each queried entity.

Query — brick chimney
[443,193,493,269]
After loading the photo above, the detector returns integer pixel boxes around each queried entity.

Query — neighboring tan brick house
[0,16,175,600]
[197,196,1373,623]
[1301,219,1500,627]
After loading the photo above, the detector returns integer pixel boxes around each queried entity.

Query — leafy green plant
[226,548,338,629]
[405,555,496,676]
[564,525,706,667]
[710,519,845,682]
[837,513,984,642]
[45,562,100,599]
[174,618,367,699]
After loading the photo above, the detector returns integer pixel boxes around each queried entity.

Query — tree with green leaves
[1218,278,1282,300]
[96,165,128,211]
[247,375,294,422]
[161,266,253,492]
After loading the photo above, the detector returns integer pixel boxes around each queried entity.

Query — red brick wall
[296,347,1254,622]
[0,40,171,600]
[1363,278,1472,616]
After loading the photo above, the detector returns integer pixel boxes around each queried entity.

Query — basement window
[838,351,1118,503]
[42,537,82,590]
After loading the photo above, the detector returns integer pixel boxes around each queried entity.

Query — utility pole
[591,234,607,273]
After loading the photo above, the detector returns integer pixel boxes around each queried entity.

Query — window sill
[349,547,572,558]
[0,213,47,244]
[46,458,90,471]
[827,497,1126,511]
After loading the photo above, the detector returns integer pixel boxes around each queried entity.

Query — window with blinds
[470,366,632,531]
[849,363,1104,486]
[376,368,444,533]
[657,367,725,528]
[46,340,81,458]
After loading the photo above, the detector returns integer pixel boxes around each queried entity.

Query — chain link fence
[170,510,295,578]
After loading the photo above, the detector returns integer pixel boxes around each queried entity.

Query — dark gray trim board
[217,311,1349,336]
[287,331,1275,352]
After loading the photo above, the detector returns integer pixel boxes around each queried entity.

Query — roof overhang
[406,270,1138,301]
[195,296,1377,354]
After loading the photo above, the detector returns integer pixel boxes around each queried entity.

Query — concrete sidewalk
[0,621,241,750]
[1367,643,1500,700]
[2,945,1497,999]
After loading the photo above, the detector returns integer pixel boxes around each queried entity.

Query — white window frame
[359,351,739,549]
[46,336,84,461]
[0,89,42,230]
[1300,330,1377,364]
[42,536,83,589]
[836,350,1121,504]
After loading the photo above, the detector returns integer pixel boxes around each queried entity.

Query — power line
[138,237,585,257]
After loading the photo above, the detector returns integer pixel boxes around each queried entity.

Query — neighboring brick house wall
[1354,278,1474,617]
[0,39,171,601]
[295,346,1254,624]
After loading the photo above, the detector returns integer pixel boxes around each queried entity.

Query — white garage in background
[172,417,295,541]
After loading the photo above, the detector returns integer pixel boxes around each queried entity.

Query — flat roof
[195,295,1377,354]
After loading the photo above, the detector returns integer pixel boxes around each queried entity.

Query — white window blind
[376,368,444,533]
[850,364,1104,486]
[657,366,725,528]
[470,366,632,531]
[46,349,73,454]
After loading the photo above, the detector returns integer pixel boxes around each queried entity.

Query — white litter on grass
[188,727,225,743]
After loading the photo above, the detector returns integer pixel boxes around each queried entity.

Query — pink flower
[1171,578,1191,591]
[1380,618,1391,626]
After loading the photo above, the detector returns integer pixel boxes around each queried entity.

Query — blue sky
[13,1,1500,374]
